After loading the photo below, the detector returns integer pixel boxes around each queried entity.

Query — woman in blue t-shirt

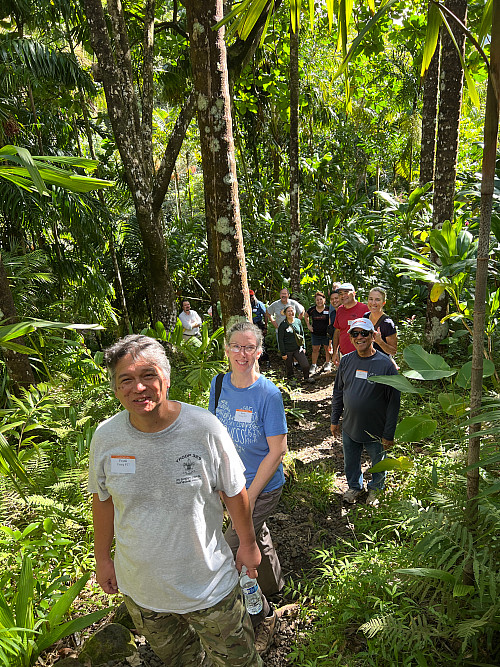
[208,321,288,649]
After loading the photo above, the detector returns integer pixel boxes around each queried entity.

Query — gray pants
[224,487,284,626]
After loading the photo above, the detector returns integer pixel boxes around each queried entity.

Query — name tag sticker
[234,409,252,423]
[111,455,136,473]
[356,370,368,380]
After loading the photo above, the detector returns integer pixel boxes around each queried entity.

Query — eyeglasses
[228,344,257,354]
[350,330,371,338]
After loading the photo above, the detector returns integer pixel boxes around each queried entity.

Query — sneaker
[323,362,332,372]
[343,488,362,503]
[254,609,278,656]
[366,489,380,506]
[310,364,317,375]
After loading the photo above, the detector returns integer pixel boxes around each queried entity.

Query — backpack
[214,372,225,411]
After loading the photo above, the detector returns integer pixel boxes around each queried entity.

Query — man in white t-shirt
[178,299,202,340]
[88,335,262,666]
[266,288,304,340]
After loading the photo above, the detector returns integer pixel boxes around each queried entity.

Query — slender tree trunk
[419,29,441,186]
[426,0,468,345]
[186,0,251,330]
[0,253,36,392]
[289,20,300,295]
[467,0,500,509]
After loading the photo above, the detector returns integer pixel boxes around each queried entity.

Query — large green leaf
[369,374,424,394]
[403,345,457,381]
[421,1,442,76]
[394,416,437,442]
[404,368,457,380]
[369,456,414,473]
[395,568,455,584]
[0,145,114,195]
[35,608,112,655]
[438,392,467,416]
[455,359,496,388]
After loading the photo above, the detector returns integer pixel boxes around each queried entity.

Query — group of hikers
[88,282,401,665]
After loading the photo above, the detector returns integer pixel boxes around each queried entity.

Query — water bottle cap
[241,565,247,575]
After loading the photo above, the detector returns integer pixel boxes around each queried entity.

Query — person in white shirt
[178,300,202,340]
[266,288,304,342]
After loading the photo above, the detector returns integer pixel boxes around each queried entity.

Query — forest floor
[53,363,378,666]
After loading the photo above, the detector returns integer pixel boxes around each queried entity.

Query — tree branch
[152,90,196,215]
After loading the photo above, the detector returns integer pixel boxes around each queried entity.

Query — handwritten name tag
[110,455,136,473]
[234,409,252,423]
[355,370,368,380]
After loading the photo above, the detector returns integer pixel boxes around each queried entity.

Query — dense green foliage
[0,0,499,664]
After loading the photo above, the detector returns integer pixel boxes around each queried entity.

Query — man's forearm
[332,329,340,354]
[92,495,115,560]
[222,488,261,577]
[222,488,256,545]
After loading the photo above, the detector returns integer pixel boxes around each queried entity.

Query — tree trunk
[0,253,36,392]
[289,20,301,295]
[81,0,186,329]
[467,0,500,510]
[186,0,251,330]
[426,0,468,345]
[419,29,440,186]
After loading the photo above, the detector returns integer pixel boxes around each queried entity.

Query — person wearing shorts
[304,291,332,374]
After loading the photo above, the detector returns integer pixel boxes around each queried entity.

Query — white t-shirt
[267,298,304,328]
[179,309,202,336]
[88,402,246,613]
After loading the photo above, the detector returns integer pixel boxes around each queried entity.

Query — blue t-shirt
[251,299,267,325]
[208,374,288,493]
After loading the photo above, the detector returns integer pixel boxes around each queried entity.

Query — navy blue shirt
[251,299,267,325]
[331,350,400,442]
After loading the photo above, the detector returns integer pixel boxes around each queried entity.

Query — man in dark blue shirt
[330,317,400,506]
[249,290,269,366]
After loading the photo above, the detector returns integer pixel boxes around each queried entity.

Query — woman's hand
[374,327,383,345]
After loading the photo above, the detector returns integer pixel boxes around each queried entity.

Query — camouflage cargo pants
[124,584,263,666]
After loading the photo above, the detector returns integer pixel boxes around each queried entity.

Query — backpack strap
[214,372,225,411]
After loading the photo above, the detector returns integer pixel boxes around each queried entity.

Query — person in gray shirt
[330,318,400,507]
[267,287,304,332]
[88,334,263,666]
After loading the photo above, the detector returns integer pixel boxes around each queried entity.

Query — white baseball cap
[348,318,375,333]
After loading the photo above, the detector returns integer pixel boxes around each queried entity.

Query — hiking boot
[323,362,332,372]
[310,363,317,375]
[366,489,380,506]
[254,608,278,656]
[343,488,362,503]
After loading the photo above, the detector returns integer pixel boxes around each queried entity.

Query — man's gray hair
[225,321,263,350]
[104,334,171,389]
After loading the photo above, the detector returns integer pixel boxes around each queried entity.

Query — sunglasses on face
[350,330,371,338]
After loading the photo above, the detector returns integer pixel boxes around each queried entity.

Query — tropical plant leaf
[438,392,467,416]
[369,374,424,394]
[395,568,455,584]
[430,283,446,302]
[369,456,414,472]
[455,359,495,388]
[403,345,457,380]
[421,0,442,76]
[395,416,437,442]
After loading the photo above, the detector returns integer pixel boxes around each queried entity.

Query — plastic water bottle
[239,566,263,615]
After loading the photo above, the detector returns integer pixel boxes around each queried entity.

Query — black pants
[284,348,310,379]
